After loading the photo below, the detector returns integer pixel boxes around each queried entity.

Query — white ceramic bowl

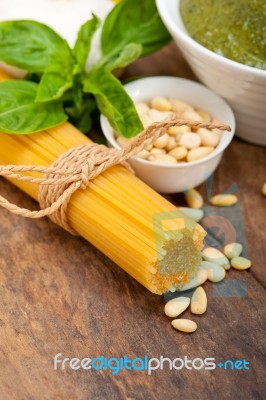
[100,76,235,193]
[156,0,266,146]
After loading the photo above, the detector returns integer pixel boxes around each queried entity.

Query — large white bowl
[100,77,235,193]
[156,0,266,146]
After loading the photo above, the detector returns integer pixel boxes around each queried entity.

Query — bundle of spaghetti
[0,69,206,294]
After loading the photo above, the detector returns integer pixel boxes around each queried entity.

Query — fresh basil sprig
[101,0,171,63]
[0,0,171,137]
[0,80,67,134]
[84,67,143,137]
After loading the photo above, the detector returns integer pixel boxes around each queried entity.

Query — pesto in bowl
[180,0,266,70]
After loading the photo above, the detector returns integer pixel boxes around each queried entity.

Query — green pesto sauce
[180,0,266,70]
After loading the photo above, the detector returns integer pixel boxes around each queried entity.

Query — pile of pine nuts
[165,188,252,333]
[114,96,222,163]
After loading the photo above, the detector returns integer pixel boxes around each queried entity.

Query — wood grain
[0,42,265,400]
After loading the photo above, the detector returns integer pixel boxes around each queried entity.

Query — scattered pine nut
[231,257,252,270]
[224,243,243,259]
[262,182,266,197]
[210,194,238,206]
[202,247,230,270]
[200,261,226,282]
[164,297,190,318]
[191,287,207,315]
[178,207,204,222]
[184,188,204,208]
[171,319,197,333]
[179,269,208,291]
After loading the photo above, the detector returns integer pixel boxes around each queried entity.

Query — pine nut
[116,136,133,148]
[185,188,204,208]
[164,297,190,318]
[178,207,204,222]
[169,98,193,115]
[150,148,166,155]
[168,125,191,136]
[231,257,252,270]
[148,154,177,164]
[153,133,169,148]
[166,136,177,151]
[151,96,172,111]
[200,261,226,282]
[197,109,211,122]
[191,287,207,315]
[202,247,230,270]
[136,149,150,160]
[210,194,238,206]
[141,114,153,128]
[187,146,214,162]
[169,146,188,161]
[171,319,197,333]
[179,269,208,291]
[136,102,150,116]
[197,128,221,147]
[262,182,266,196]
[181,109,203,121]
[149,109,172,122]
[179,132,202,149]
[116,98,221,166]
[224,243,243,259]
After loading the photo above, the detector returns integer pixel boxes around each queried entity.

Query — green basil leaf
[0,20,73,72]
[101,0,171,59]
[73,14,100,71]
[83,67,143,137]
[0,80,67,134]
[102,43,143,70]
[35,61,74,102]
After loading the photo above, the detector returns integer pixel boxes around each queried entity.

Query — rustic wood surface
[0,42,265,400]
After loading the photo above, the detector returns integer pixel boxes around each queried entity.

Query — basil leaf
[102,43,142,70]
[35,61,74,102]
[73,14,100,71]
[0,20,73,72]
[0,80,67,134]
[101,0,171,59]
[83,67,143,137]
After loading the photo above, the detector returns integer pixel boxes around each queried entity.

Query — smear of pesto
[180,0,266,70]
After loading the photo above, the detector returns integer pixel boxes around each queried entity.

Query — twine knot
[0,116,231,235]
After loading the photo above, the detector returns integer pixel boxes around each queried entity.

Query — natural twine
[0,117,230,235]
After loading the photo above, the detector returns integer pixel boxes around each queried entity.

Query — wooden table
[0,43,265,400]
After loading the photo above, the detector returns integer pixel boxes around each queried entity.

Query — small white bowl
[156,0,266,146]
[100,77,235,193]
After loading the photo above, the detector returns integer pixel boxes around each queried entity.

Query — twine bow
[0,117,231,235]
